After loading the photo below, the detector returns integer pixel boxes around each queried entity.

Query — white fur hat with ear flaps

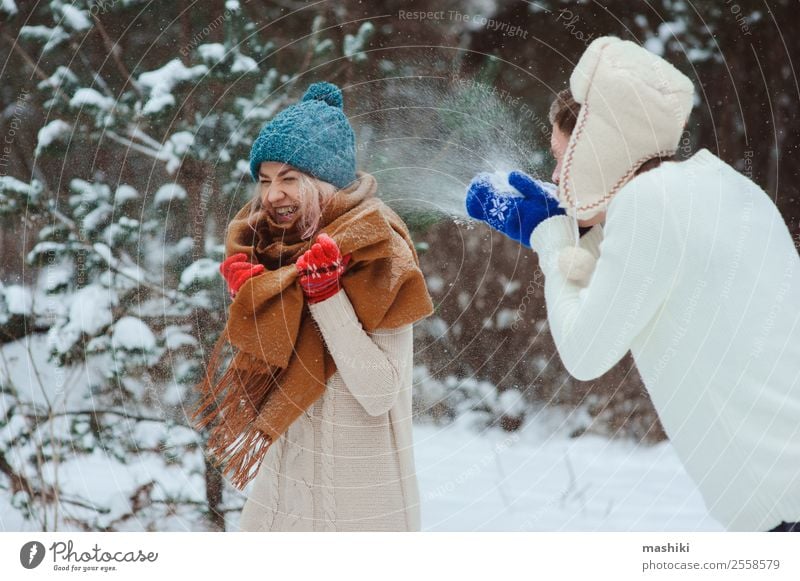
[557,36,695,220]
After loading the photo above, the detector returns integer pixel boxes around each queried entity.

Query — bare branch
[91,13,144,98]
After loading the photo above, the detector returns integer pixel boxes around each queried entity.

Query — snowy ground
[0,417,723,532]
[414,419,723,532]
[1,336,722,532]
[0,416,723,532]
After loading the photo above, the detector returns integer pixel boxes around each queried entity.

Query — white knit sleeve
[529,183,678,381]
[309,289,411,416]
[578,224,604,259]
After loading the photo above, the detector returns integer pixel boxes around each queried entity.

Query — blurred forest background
[1,0,798,531]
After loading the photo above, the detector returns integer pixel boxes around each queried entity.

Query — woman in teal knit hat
[194,82,434,531]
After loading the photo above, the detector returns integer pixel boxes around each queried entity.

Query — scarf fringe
[207,424,274,490]
[192,335,278,490]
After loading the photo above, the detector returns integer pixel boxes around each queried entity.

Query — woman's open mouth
[273,205,298,223]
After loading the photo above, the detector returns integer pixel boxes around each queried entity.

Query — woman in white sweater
[194,82,433,531]
[467,37,800,531]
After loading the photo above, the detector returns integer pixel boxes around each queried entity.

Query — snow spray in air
[352,74,553,220]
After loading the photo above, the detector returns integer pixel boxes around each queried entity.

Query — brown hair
[549,88,676,176]
[548,89,580,134]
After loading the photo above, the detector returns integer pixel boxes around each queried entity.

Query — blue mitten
[466,171,565,247]
[505,171,565,246]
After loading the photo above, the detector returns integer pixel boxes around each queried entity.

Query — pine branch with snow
[4,1,378,532]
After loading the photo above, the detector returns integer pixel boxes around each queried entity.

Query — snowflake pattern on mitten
[487,195,512,229]
[466,170,565,248]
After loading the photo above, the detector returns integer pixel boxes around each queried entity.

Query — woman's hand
[465,171,564,248]
[220,253,265,298]
[296,234,351,304]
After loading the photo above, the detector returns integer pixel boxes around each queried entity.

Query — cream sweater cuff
[529,215,576,269]
[308,288,357,331]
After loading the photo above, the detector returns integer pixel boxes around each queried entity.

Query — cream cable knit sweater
[531,148,800,531]
[237,289,419,532]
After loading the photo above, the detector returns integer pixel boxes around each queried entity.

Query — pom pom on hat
[301,82,344,108]
[558,246,596,287]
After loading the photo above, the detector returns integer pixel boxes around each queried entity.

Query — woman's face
[258,161,305,224]
[550,124,570,186]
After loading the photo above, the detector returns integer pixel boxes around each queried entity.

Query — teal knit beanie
[249,82,357,189]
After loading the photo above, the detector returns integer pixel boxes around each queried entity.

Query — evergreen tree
[1,0,371,531]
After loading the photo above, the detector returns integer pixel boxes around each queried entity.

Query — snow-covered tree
[1,1,373,531]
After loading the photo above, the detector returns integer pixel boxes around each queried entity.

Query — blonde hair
[248,171,337,240]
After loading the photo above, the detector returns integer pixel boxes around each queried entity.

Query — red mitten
[296,234,351,304]
[220,253,265,297]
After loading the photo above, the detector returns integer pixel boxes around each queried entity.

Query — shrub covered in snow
[2,1,380,532]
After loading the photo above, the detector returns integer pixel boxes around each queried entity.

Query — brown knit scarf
[192,172,433,490]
